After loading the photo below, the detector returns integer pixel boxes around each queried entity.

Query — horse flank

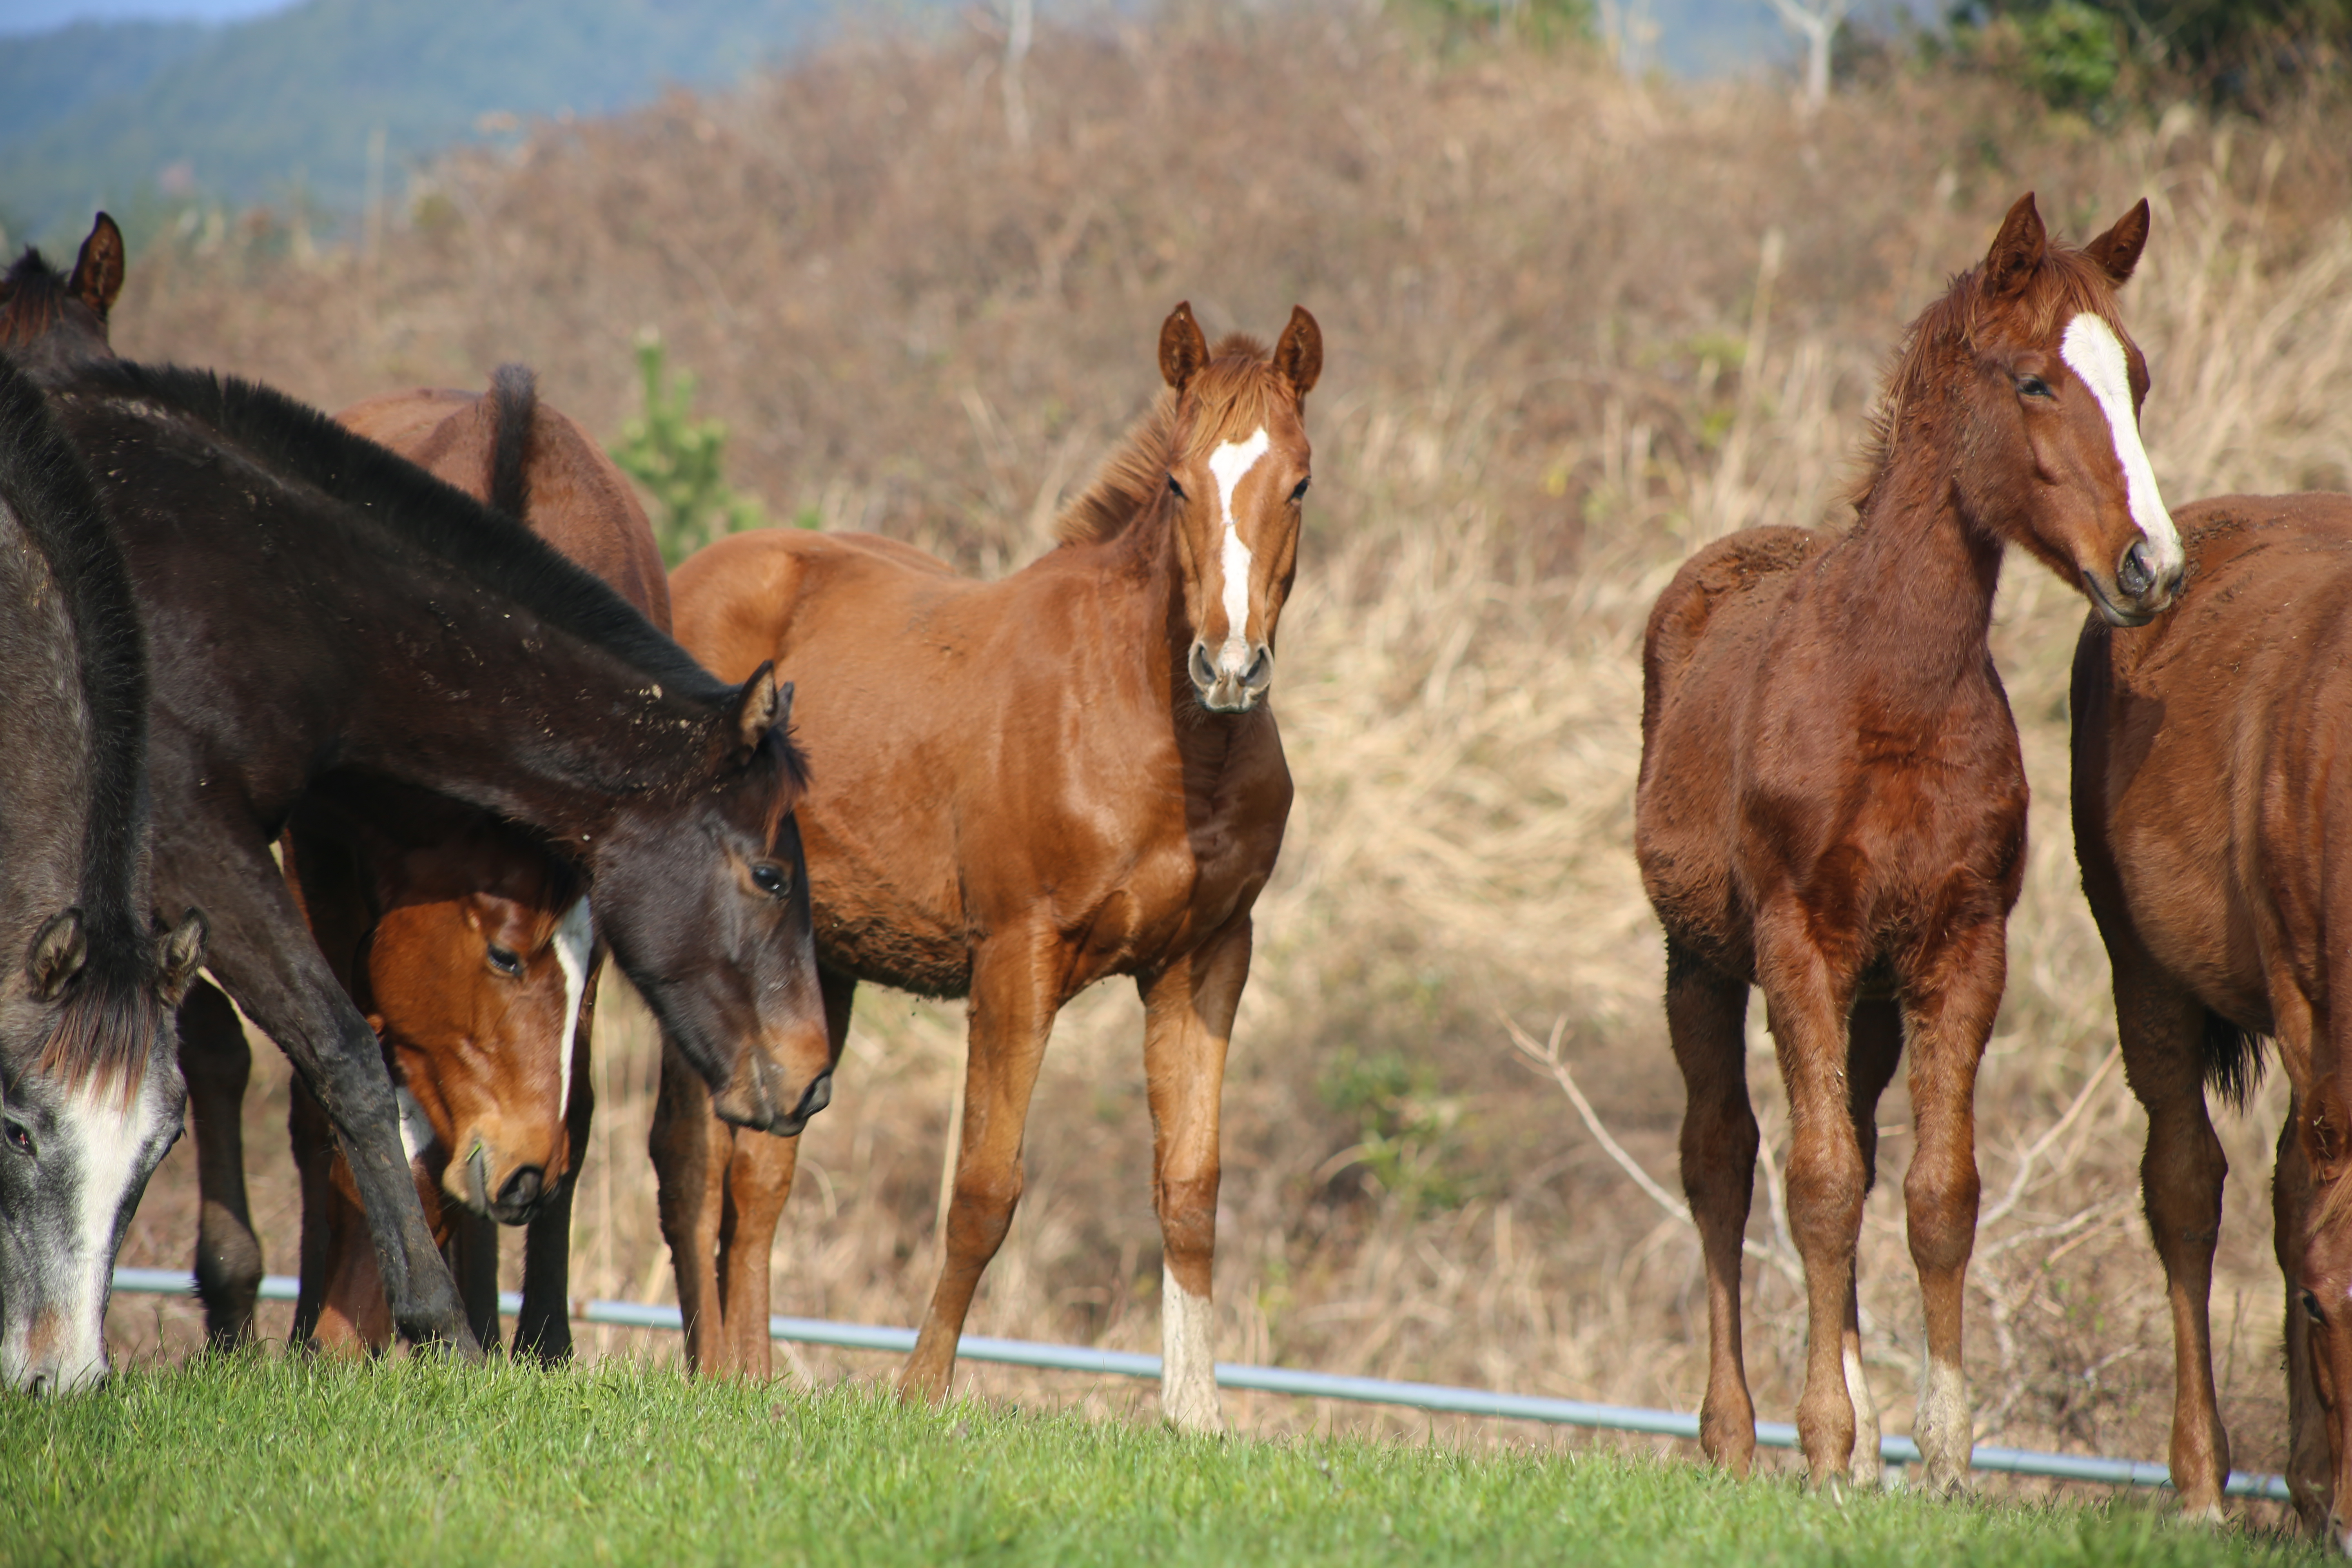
[1056,331,1273,548]
[0,355,160,1094]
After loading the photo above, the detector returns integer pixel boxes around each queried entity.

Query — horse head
[1157,302,1321,714]
[0,907,203,1393]
[0,215,123,380]
[594,667,832,1135]
[1944,193,2182,626]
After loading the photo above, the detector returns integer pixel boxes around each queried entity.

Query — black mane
[64,357,729,702]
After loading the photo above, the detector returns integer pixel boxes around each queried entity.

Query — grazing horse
[28,349,829,1353]
[178,364,673,1359]
[1634,194,2180,1489]
[0,352,205,1392]
[2071,494,2352,1539]
[658,304,1318,1424]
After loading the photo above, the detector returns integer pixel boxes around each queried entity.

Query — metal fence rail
[111,1266,2288,1501]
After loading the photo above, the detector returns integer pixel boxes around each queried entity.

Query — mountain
[0,0,868,244]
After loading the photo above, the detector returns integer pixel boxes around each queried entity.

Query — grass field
[0,1359,2321,1567]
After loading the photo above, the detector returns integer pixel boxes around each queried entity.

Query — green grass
[0,1358,2318,1566]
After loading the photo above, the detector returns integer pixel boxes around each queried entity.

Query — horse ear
[1274,306,1322,400]
[727,662,782,757]
[1981,192,2047,300]
[2083,198,2151,286]
[1159,302,1209,392]
[27,910,87,1001]
[155,910,206,1009]
[69,213,125,319]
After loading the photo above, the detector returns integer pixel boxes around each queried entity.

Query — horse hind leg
[2278,1105,2331,1535]
[1841,994,1905,1491]
[1666,939,1760,1475]
[177,979,262,1348]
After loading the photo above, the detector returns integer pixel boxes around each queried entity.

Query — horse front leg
[650,1039,731,1373]
[899,936,1058,1407]
[515,949,602,1364]
[1842,994,1905,1490]
[1665,939,1760,1474]
[1899,919,2002,1494]
[177,979,262,1347]
[1136,919,1252,1436]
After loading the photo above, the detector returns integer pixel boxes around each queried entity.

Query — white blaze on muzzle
[2060,312,2182,578]
[35,1079,164,1390]
[552,897,592,1121]
[1207,427,1271,673]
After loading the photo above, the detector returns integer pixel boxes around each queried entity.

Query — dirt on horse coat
[656,303,1319,1426]
[2072,494,2352,1541]
[0,348,204,1393]
[24,341,822,1355]
[1634,194,2179,1489]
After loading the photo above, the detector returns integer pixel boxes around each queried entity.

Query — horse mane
[1846,240,2133,517]
[67,358,729,702]
[1056,332,1275,548]
[0,248,74,348]
[0,353,161,1090]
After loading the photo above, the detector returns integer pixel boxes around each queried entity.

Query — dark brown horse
[1634,194,2179,1489]
[657,304,1319,1423]
[2072,493,2352,1539]
[0,350,204,1392]
[0,214,120,381]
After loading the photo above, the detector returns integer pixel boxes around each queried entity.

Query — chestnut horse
[1635,195,2180,1489]
[658,304,1318,1425]
[2072,494,2352,1538]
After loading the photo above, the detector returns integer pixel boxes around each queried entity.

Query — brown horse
[1634,194,2180,1490]
[656,304,1318,1423]
[2072,493,2352,1538]
[179,365,671,1357]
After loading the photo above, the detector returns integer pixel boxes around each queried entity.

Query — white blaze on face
[47,1080,160,1389]
[1207,428,1271,672]
[396,1085,439,1163]
[552,897,593,1121]
[2059,313,2182,578]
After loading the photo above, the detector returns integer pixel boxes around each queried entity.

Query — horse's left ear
[1980,192,2047,301]
[1160,302,1209,392]
[155,910,206,1010]
[1274,306,1322,400]
[2083,198,2151,286]
[726,662,782,757]
[69,213,125,320]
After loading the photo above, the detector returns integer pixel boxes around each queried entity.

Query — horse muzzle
[456,1143,559,1226]
[1189,639,1273,714]
[2084,538,2181,628]
[712,1064,833,1137]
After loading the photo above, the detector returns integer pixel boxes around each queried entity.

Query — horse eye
[486,944,522,976]
[1167,475,1187,500]
[4,1121,31,1158]
[2307,1290,2329,1326]
[751,862,791,898]
[1290,477,1311,503]
[2017,374,2054,399]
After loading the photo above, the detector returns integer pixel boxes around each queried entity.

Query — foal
[1635,195,2180,1488]
[0,353,204,1392]
[2073,494,2352,1537]
[659,304,1318,1425]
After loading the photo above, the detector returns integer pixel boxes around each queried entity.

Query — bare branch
[1980,1045,2122,1231]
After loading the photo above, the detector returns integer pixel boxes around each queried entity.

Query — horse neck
[0,513,96,923]
[1822,408,2006,708]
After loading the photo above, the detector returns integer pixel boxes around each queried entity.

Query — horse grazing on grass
[2072,494,2352,1539]
[0,352,205,1392]
[25,344,826,1354]
[1634,194,2180,1489]
[658,304,1318,1423]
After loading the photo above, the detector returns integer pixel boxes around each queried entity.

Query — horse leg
[2111,953,2232,1517]
[716,1134,799,1379]
[1900,921,2002,1494]
[1842,995,1905,1490]
[1666,939,1759,1475]
[652,1038,731,1372]
[1137,920,1252,1436]
[515,949,601,1363]
[2278,1104,2332,1534]
[900,938,1058,1406]
[289,1076,336,1347]
[446,1210,501,1352]
[177,979,262,1348]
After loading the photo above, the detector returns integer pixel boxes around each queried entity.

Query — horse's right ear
[726,662,782,757]
[155,910,206,1009]
[27,910,86,1001]
[2083,198,2151,286]
[1980,192,2047,301]
[69,213,125,320]
[1160,302,1209,392]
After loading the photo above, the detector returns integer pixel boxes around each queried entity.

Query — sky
[0,0,293,33]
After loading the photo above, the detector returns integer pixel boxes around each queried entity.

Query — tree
[1765,0,1856,107]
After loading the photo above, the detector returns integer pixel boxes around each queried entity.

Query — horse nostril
[498,1165,544,1212]
[796,1071,833,1120]
[1243,645,1272,690]
[1188,641,1217,692]
[2117,540,2154,599]
[27,1371,50,1397]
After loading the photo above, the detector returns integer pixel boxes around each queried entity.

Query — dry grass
[96,0,2352,1522]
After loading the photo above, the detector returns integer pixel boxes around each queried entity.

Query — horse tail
[487,362,538,525]
[2200,1008,2269,1110]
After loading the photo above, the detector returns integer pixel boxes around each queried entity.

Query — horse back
[1640,526,1825,752]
